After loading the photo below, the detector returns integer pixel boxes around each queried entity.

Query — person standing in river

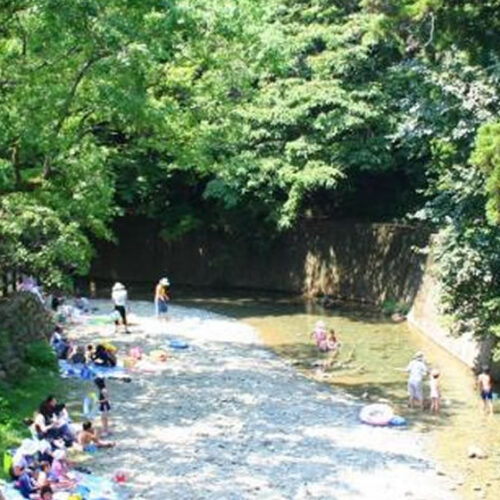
[154,277,170,320]
[405,352,428,410]
[477,365,494,416]
[111,282,130,333]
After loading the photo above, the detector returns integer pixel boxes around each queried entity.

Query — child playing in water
[326,329,340,352]
[311,321,328,352]
[429,369,440,414]
[95,377,111,435]
[477,366,494,416]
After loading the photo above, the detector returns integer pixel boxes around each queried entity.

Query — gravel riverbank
[67,300,454,499]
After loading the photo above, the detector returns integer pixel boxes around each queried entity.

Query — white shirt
[430,377,439,398]
[112,289,127,306]
[406,359,427,384]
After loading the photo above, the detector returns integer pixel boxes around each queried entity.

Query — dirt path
[69,301,454,499]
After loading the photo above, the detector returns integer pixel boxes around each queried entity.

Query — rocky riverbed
[68,300,454,499]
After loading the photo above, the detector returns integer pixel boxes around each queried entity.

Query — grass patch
[0,343,63,478]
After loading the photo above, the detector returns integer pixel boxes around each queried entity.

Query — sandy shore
[66,300,454,499]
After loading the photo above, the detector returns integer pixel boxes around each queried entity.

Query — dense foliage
[0,1,499,353]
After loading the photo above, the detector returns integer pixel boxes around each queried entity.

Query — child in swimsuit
[429,369,440,414]
[77,421,115,449]
[326,329,340,352]
[311,321,328,352]
[95,377,112,435]
[477,366,494,416]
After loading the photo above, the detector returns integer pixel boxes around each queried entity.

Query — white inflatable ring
[359,403,394,426]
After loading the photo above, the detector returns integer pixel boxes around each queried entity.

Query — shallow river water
[69,298,455,499]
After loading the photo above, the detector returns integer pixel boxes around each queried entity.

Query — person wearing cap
[154,277,170,320]
[111,282,129,333]
[405,352,428,409]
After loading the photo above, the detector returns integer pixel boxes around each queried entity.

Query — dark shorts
[114,305,127,324]
[155,300,168,315]
[481,390,493,400]
[99,401,111,413]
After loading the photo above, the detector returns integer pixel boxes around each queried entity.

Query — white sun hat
[160,277,170,286]
[19,439,39,456]
[112,282,125,291]
[53,449,66,461]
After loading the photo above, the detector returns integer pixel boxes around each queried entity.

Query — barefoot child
[477,366,494,416]
[49,450,76,490]
[94,377,111,435]
[429,369,440,414]
[311,321,328,352]
[77,421,115,449]
[326,329,340,352]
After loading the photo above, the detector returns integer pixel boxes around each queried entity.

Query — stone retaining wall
[0,292,54,381]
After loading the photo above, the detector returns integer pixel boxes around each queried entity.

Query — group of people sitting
[311,320,341,354]
[50,326,117,368]
[9,390,115,499]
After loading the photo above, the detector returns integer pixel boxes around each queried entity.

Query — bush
[381,300,410,316]
[23,341,57,372]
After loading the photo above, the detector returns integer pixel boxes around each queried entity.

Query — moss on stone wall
[0,293,54,381]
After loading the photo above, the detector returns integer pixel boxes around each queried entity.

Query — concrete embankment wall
[90,217,495,372]
[90,218,429,304]
[408,250,497,374]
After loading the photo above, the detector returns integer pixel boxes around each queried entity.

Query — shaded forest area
[0,1,499,355]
